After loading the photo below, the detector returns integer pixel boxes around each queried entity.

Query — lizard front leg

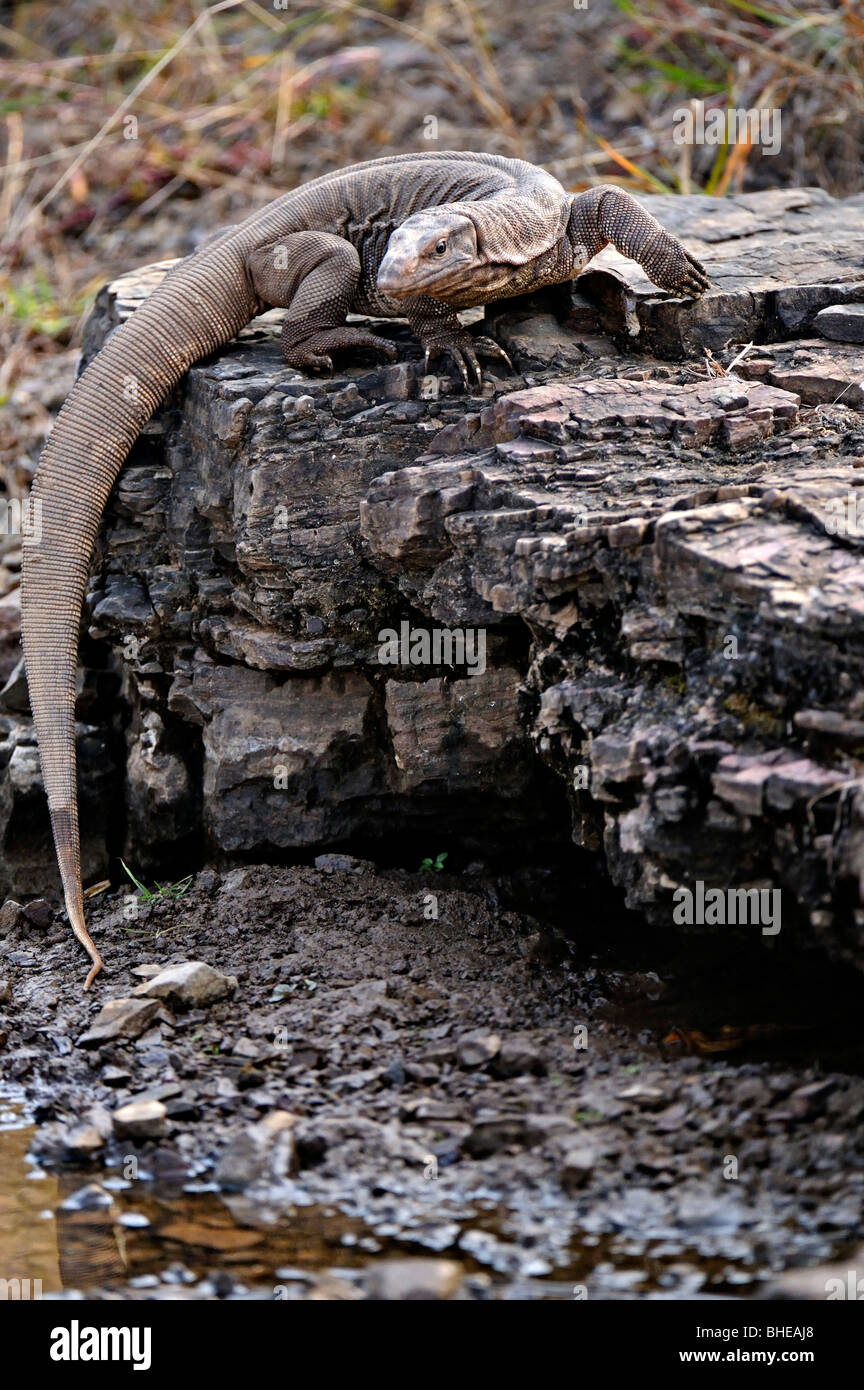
[405,296,512,391]
[568,186,710,299]
[247,231,397,373]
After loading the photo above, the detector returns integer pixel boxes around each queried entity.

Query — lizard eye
[434,240,448,256]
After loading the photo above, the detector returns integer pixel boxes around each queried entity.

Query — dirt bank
[1,858,862,1299]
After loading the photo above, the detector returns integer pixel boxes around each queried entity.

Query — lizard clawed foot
[423,332,513,392]
[675,248,712,299]
[649,240,711,300]
[282,326,398,375]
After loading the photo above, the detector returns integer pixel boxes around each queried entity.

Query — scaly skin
[21,151,709,988]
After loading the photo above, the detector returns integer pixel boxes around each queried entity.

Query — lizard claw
[453,343,481,391]
[473,335,514,371]
[659,245,711,300]
[677,249,712,299]
[282,326,396,375]
[423,332,512,392]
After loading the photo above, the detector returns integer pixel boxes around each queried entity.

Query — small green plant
[419,851,448,874]
[1,273,87,338]
[121,859,193,903]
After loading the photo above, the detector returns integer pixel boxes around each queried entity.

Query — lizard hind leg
[247,231,397,375]
[281,324,397,376]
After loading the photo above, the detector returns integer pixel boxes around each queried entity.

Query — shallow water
[0,1087,773,1300]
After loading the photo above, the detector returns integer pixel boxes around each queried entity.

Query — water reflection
[0,1091,383,1295]
[0,1090,61,1295]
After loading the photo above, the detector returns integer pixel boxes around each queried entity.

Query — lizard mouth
[376,252,425,298]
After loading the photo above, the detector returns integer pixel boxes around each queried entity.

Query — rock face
[7,187,864,967]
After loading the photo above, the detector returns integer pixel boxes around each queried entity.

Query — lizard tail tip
[51,807,103,988]
[84,955,103,991]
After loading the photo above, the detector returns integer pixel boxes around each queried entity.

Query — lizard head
[377,209,479,302]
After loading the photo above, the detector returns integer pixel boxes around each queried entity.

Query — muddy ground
[1,856,863,1300]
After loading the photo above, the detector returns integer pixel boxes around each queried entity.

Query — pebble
[22,898,53,929]
[491,1036,546,1078]
[214,1110,297,1189]
[814,303,864,343]
[77,997,163,1047]
[0,899,25,935]
[456,1032,501,1069]
[364,1258,462,1301]
[560,1145,597,1190]
[133,960,237,1010]
[60,1183,114,1212]
[63,1123,106,1156]
[113,1098,167,1140]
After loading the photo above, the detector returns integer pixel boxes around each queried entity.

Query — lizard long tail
[21,243,256,988]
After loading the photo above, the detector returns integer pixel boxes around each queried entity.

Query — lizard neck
[442,234,577,310]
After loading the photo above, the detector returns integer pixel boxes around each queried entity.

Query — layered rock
[6,187,864,966]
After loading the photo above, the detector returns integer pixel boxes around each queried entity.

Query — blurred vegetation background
[0,0,861,483]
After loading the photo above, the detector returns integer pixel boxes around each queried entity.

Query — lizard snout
[376,245,417,297]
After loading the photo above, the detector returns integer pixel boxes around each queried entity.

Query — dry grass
[613,0,864,197]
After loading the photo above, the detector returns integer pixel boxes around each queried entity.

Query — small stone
[282,393,316,421]
[788,1078,835,1117]
[382,361,414,400]
[100,1064,131,1086]
[364,1258,462,1301]
[133,960,237,1010]
[708,386,751,411]
[160,1262,196,1285]
[164,1097,201,1121]
[314,853,361,873]
[383,1059,406,1087]
[814,303,864,343]
[196,867,220,894]
[22,898,53,929]
[456,1031,501,1069]
[616,1084,667,1109]
[560,1145,597,1190]
[77,997,162,1047]
[130,963,163,979]
[215,1110,297,1190]
[64,1123,106,1156]
[331,383,364,418]
[5,951,34,968]
[113,1098,167,1140]
[462,1115,527,1157]
[491,1036,546,1078]
[0,900,25,936]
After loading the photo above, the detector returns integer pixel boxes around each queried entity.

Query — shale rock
[7,188,864,967]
